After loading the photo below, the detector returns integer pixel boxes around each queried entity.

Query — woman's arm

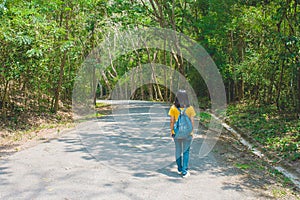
[190,116,194,129]
[170,116,175,136]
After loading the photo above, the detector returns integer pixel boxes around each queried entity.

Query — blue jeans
[174,136,192,175]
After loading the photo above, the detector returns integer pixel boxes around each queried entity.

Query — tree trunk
[1,80,9,121]
[163,64,167,101]
[53,6,70,113]
[148,84,153,100]
[163,42,168,102]
[267,72,276,104]
[297,64,300,114]
[101,71,111,99]
[54,50,67,113]
[92,65,97,105]
[139,65,145,100]
[131,69,135,99]
[276,61,285,110]
[169,51,174,102]
[143,45,163,101]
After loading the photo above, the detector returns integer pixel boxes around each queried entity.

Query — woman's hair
[174,90,190,108]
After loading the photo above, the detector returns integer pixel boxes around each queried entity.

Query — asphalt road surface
[0,101,290,199]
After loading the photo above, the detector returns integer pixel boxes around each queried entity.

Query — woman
[168,90,196,177]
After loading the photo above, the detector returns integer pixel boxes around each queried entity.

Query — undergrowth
[225,103,300,163]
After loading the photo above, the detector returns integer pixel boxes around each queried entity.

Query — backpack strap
[176,107,187,115]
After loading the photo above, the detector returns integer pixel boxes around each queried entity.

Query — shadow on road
[70,101,276,198]
[0,101,295,199]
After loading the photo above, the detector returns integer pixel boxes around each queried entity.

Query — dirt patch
[96,104,113,116]
[0,124,75,158]
[210,128,300,199]
[0,104,114,158]
[0,109,73,157]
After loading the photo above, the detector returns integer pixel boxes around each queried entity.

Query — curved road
[0,101,292,199]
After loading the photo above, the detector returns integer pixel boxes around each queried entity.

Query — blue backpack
[173,107,193,139]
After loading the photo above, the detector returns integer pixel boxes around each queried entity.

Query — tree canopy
[0,0,299,117]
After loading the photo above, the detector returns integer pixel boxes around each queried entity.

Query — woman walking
[168,90,196,177]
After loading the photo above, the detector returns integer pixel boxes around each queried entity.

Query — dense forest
[1,0,299,114]
[0,0,299,156]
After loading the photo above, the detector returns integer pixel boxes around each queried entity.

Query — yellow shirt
[168,105,196,121]
[168,105,196,135]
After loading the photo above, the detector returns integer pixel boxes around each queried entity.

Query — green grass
[234,163,252,170]
[95,102,109,108]
[198,112,212,127]
[234,161,266,171]
[226,103,300,163]
[272,188,288,198]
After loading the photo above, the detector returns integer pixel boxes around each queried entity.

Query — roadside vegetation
[198,103,300,183]
[225,103,300,166]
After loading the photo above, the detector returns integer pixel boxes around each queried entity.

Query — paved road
[0,101,276,199]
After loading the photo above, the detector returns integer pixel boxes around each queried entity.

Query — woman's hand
[170,129,175,138]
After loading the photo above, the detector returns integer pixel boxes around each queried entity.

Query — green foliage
[0,0,108,114]
[198,112,212,127]
[227,103,300,162]
[95,102,108,108]
[234,163,252,170]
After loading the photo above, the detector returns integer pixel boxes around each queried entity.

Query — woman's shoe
[182,171,190,178]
